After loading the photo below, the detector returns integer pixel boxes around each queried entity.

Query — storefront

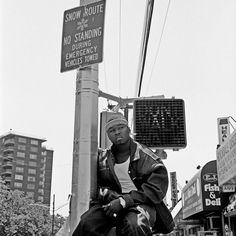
[181,160,224,236]
[172,204,202,236]
[216,129,236,236]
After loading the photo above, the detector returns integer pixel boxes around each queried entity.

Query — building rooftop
[0,130,47,142]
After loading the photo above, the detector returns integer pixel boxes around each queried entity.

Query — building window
[38,196,44,202]
[27,184,35,190]
[15,167,24,173]
[30,139,39,145]
[4,138,14,144]
[28,168,36,174]
[30,146,38,152]
[27,192,34,198]
[28,176,36,182]
[28,169,36,175]
[18,145,26,151]
[42,151,47,156]
[17,152,25,158]
[29,161,37,167]
[38,189,44,195]
[18,137,27,143]
[16,159,25,165]
[14,182,23,188]
[15,174,23,180]
[29,154,37,160]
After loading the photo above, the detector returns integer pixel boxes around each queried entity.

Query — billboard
[216,129,236,186]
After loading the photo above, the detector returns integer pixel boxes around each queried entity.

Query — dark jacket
[97,139,175,233]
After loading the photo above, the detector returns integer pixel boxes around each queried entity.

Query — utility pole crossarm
[99,90,165,109]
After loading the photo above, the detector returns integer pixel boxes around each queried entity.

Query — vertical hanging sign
[217,117,230,145]
[61,0,106,72]
[170,171,178,207]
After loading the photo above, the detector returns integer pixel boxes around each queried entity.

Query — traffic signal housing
[133,98,187,150]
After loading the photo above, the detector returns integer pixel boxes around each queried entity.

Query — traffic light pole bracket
[99,89,165,111]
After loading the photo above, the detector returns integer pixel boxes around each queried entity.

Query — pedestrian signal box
[133,98,187,149]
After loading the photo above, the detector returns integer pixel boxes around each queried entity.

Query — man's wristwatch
[119,197,126,208]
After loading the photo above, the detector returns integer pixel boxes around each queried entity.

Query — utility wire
[136,0,155,97]
[145,0,171,95]
[55,201,69,211]
[103,60,108,92]
[229,116,236,125]
[118,0,122,96]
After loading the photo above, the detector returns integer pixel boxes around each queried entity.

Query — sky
[1,0,236,217]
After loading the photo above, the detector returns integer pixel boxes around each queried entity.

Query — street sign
[61,0,106,72]
[217,117,230,145]
[170,172,178,207]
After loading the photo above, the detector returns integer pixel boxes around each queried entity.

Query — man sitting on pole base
[72,112,174,236]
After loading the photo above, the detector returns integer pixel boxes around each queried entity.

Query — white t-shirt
[114,157,137,193]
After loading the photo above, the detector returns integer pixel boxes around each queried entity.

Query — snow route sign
[61,0,105,72]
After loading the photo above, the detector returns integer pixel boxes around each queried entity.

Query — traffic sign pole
[69,0,100,234]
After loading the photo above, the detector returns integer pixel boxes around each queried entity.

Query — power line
[118,0,122,96]
[145,0,172,95]
[102,61,108,93]
[136,0,155,97]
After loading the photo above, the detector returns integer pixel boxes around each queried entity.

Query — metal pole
[52,194,55,236]
[70,65,99,235]
[69,1,99,234]
[221,212,226,236]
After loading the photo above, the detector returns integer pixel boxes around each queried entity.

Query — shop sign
[222,184,235,193]
[170,171,178,206]
[216,129,236,186]
[217,117,230,145]
[198,231,218,236]
[201,171,221,210]
[182,173,203,219]
[182,160,222,219]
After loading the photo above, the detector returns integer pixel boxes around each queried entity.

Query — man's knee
[125,213,139,228]
[118,212,139,232]
[118,210,153,235]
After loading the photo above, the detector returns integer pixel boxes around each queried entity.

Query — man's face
[107,124,130,145]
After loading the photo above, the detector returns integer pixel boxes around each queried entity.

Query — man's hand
[98,188,120,204]
[103,198,122,218]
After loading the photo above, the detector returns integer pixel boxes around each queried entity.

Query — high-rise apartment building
[0,131,53,206]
